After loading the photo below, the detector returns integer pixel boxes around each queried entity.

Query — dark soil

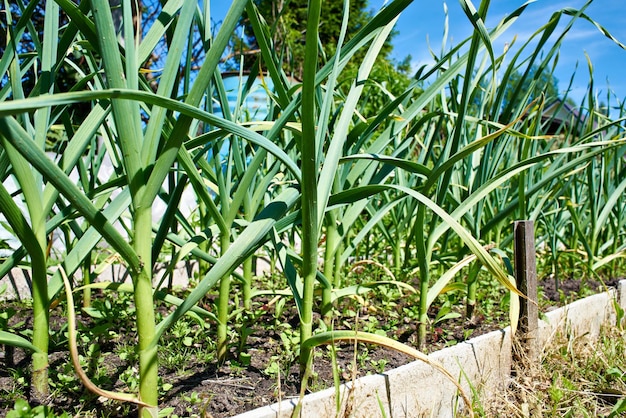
[0,276,622,417]
[538,276,622,311]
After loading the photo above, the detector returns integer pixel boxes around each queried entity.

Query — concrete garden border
[234,280,626,418]
[2,269,622,417]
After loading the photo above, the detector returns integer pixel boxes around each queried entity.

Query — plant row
[0,0,625,416]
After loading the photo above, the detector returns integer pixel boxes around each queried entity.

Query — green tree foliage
[502,64,559,110]
[0,0,152,121]
[0,2,71,97]
[228,0,417,117]
[244,0,383,78]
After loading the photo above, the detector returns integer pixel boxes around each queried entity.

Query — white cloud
[388,0,626,102]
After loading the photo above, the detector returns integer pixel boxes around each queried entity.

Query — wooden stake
[514,220,539,364]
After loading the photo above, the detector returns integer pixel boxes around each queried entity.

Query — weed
[0,368,27,406]
[483,326,626,417]
[5,399,69,418]
[371,358,389,373]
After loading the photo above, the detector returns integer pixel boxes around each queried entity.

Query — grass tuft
[481,326,626,417]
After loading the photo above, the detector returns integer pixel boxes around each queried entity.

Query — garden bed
[233,280,626,417]
[1,1,625,417]
[0,274,623,417]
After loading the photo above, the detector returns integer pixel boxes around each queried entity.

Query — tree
[502,64,559,110]
[241,0,380,78]
[222,0,416,120]
[0,2,70,97]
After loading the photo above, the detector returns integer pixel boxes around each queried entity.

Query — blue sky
[382,0,626,109]
[212,1,626,110]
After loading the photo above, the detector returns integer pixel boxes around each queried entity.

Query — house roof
[540,98,585,135]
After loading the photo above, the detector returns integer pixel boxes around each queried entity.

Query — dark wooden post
[514,220,539,364]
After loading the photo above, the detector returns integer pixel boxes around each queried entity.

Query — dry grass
[479,326,626,417]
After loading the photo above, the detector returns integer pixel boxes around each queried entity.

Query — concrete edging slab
[234,281,626,417]
[3,267,622,417]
